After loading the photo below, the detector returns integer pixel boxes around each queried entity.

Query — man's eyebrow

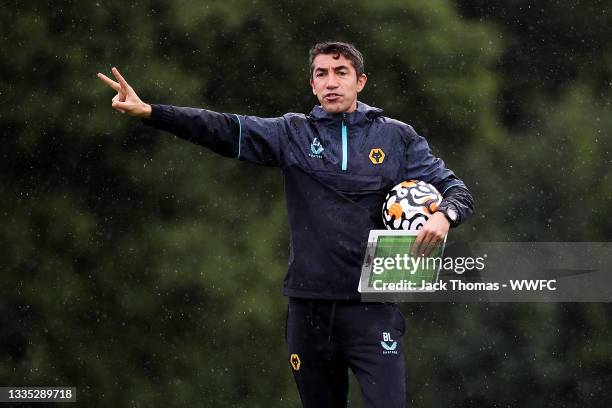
[314,65,350,72]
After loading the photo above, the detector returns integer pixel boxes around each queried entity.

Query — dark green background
[2,0,611,406]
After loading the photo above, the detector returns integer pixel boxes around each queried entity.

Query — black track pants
[286,297,406,408]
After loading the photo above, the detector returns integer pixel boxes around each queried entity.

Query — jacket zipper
[341,116,348,171]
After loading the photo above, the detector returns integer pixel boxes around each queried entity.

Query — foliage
[1,0,610,406]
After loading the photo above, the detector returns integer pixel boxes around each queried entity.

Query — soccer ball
[382,180,443,230]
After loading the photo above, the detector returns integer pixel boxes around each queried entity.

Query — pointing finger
[97,73,121,92]
[111,67,130,90]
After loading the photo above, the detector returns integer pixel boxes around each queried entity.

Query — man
[98,42,473,407]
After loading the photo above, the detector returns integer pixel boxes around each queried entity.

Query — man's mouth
[324,93,342,102]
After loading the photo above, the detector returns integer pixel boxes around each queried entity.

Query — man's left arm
[402,125,475,255]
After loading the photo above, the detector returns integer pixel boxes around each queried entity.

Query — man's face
[310,53,367,113]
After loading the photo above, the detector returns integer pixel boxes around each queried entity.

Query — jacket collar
[308,101,383,124]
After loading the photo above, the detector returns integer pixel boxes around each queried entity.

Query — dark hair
[309,42,365,79]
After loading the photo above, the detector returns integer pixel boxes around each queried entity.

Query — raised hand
[97,67,152,118]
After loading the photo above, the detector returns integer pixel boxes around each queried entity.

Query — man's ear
[310,78,316,95]
[357,74,367,93]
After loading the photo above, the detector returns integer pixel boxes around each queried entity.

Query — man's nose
[326,73,339,88]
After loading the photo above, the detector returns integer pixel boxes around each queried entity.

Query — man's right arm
[142,104,286,167]
[97,68,287,167]
[143,104,241,158]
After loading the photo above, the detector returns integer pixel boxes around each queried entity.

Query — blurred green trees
[1,0,610,406]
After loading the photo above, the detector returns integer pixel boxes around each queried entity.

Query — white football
[382,180,443,230]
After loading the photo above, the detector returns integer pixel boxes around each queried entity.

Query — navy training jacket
[144,101,474,300]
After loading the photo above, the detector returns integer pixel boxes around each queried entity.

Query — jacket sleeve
[142,104,287,167]
[402,125,474,227]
